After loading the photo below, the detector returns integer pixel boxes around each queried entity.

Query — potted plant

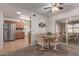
[47,32,52,36]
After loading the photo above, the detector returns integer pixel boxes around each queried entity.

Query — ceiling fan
[44,3,64,13]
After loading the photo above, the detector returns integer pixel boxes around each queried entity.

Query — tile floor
[0,35,29,54]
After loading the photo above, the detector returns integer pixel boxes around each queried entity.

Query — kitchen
[1,18,31,53]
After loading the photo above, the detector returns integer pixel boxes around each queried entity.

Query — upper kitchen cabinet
[16,21,24,30]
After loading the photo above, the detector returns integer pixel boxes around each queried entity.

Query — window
[68,23,79,33]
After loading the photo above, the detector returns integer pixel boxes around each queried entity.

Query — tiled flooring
[0,35,29,54]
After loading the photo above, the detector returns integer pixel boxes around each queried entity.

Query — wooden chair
[50,33,61,50]
[37,33,48,50]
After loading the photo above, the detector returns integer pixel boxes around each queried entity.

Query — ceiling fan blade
[44,7,51,9]
[58,7,64,9]
[54,3,64,6]
[60,3,64,5]
[50,10,52,12]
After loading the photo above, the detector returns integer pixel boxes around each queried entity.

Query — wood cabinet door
[16,32,25,39]
[16,21,24,29]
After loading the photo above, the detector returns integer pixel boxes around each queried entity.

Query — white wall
[50,17,56,33]
[31,13,47,45]
[45,17,50,32]
[46,16,56,34]
[0,11,3,48]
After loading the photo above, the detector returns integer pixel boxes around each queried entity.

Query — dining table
[39,34,61,55]
[42,35,57,50]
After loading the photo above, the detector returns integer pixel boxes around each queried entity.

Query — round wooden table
[42,36,56,50]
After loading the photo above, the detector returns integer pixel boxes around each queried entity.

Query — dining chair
[37,33,48,50]
[50,33,61,50]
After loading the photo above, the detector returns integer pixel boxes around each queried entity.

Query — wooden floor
[1,43,79,56]
[3,42,79,56]
[0,35,29,54]
[1,38,79,56]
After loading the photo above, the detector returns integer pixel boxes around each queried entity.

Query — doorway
[0,19,31,54]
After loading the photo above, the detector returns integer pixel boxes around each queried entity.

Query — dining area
[37,32,63,51]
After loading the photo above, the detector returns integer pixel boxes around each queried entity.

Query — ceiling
[57,15,79,24]
[0,3,79,19]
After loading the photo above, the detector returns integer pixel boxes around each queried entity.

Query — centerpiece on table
[46,32,52,37]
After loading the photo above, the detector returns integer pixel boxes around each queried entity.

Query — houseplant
[47,32,52,36]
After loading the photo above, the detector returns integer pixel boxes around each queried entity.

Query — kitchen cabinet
[16,21,24,29]
[16,21,25,39]
[16,32,25,39]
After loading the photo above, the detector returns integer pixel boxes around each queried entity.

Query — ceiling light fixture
[19,16,26,19]
[52,6,59,12]
[16,11,22,14]
[19,15,27,19]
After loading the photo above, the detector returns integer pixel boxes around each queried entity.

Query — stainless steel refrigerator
[3,22,16,42]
